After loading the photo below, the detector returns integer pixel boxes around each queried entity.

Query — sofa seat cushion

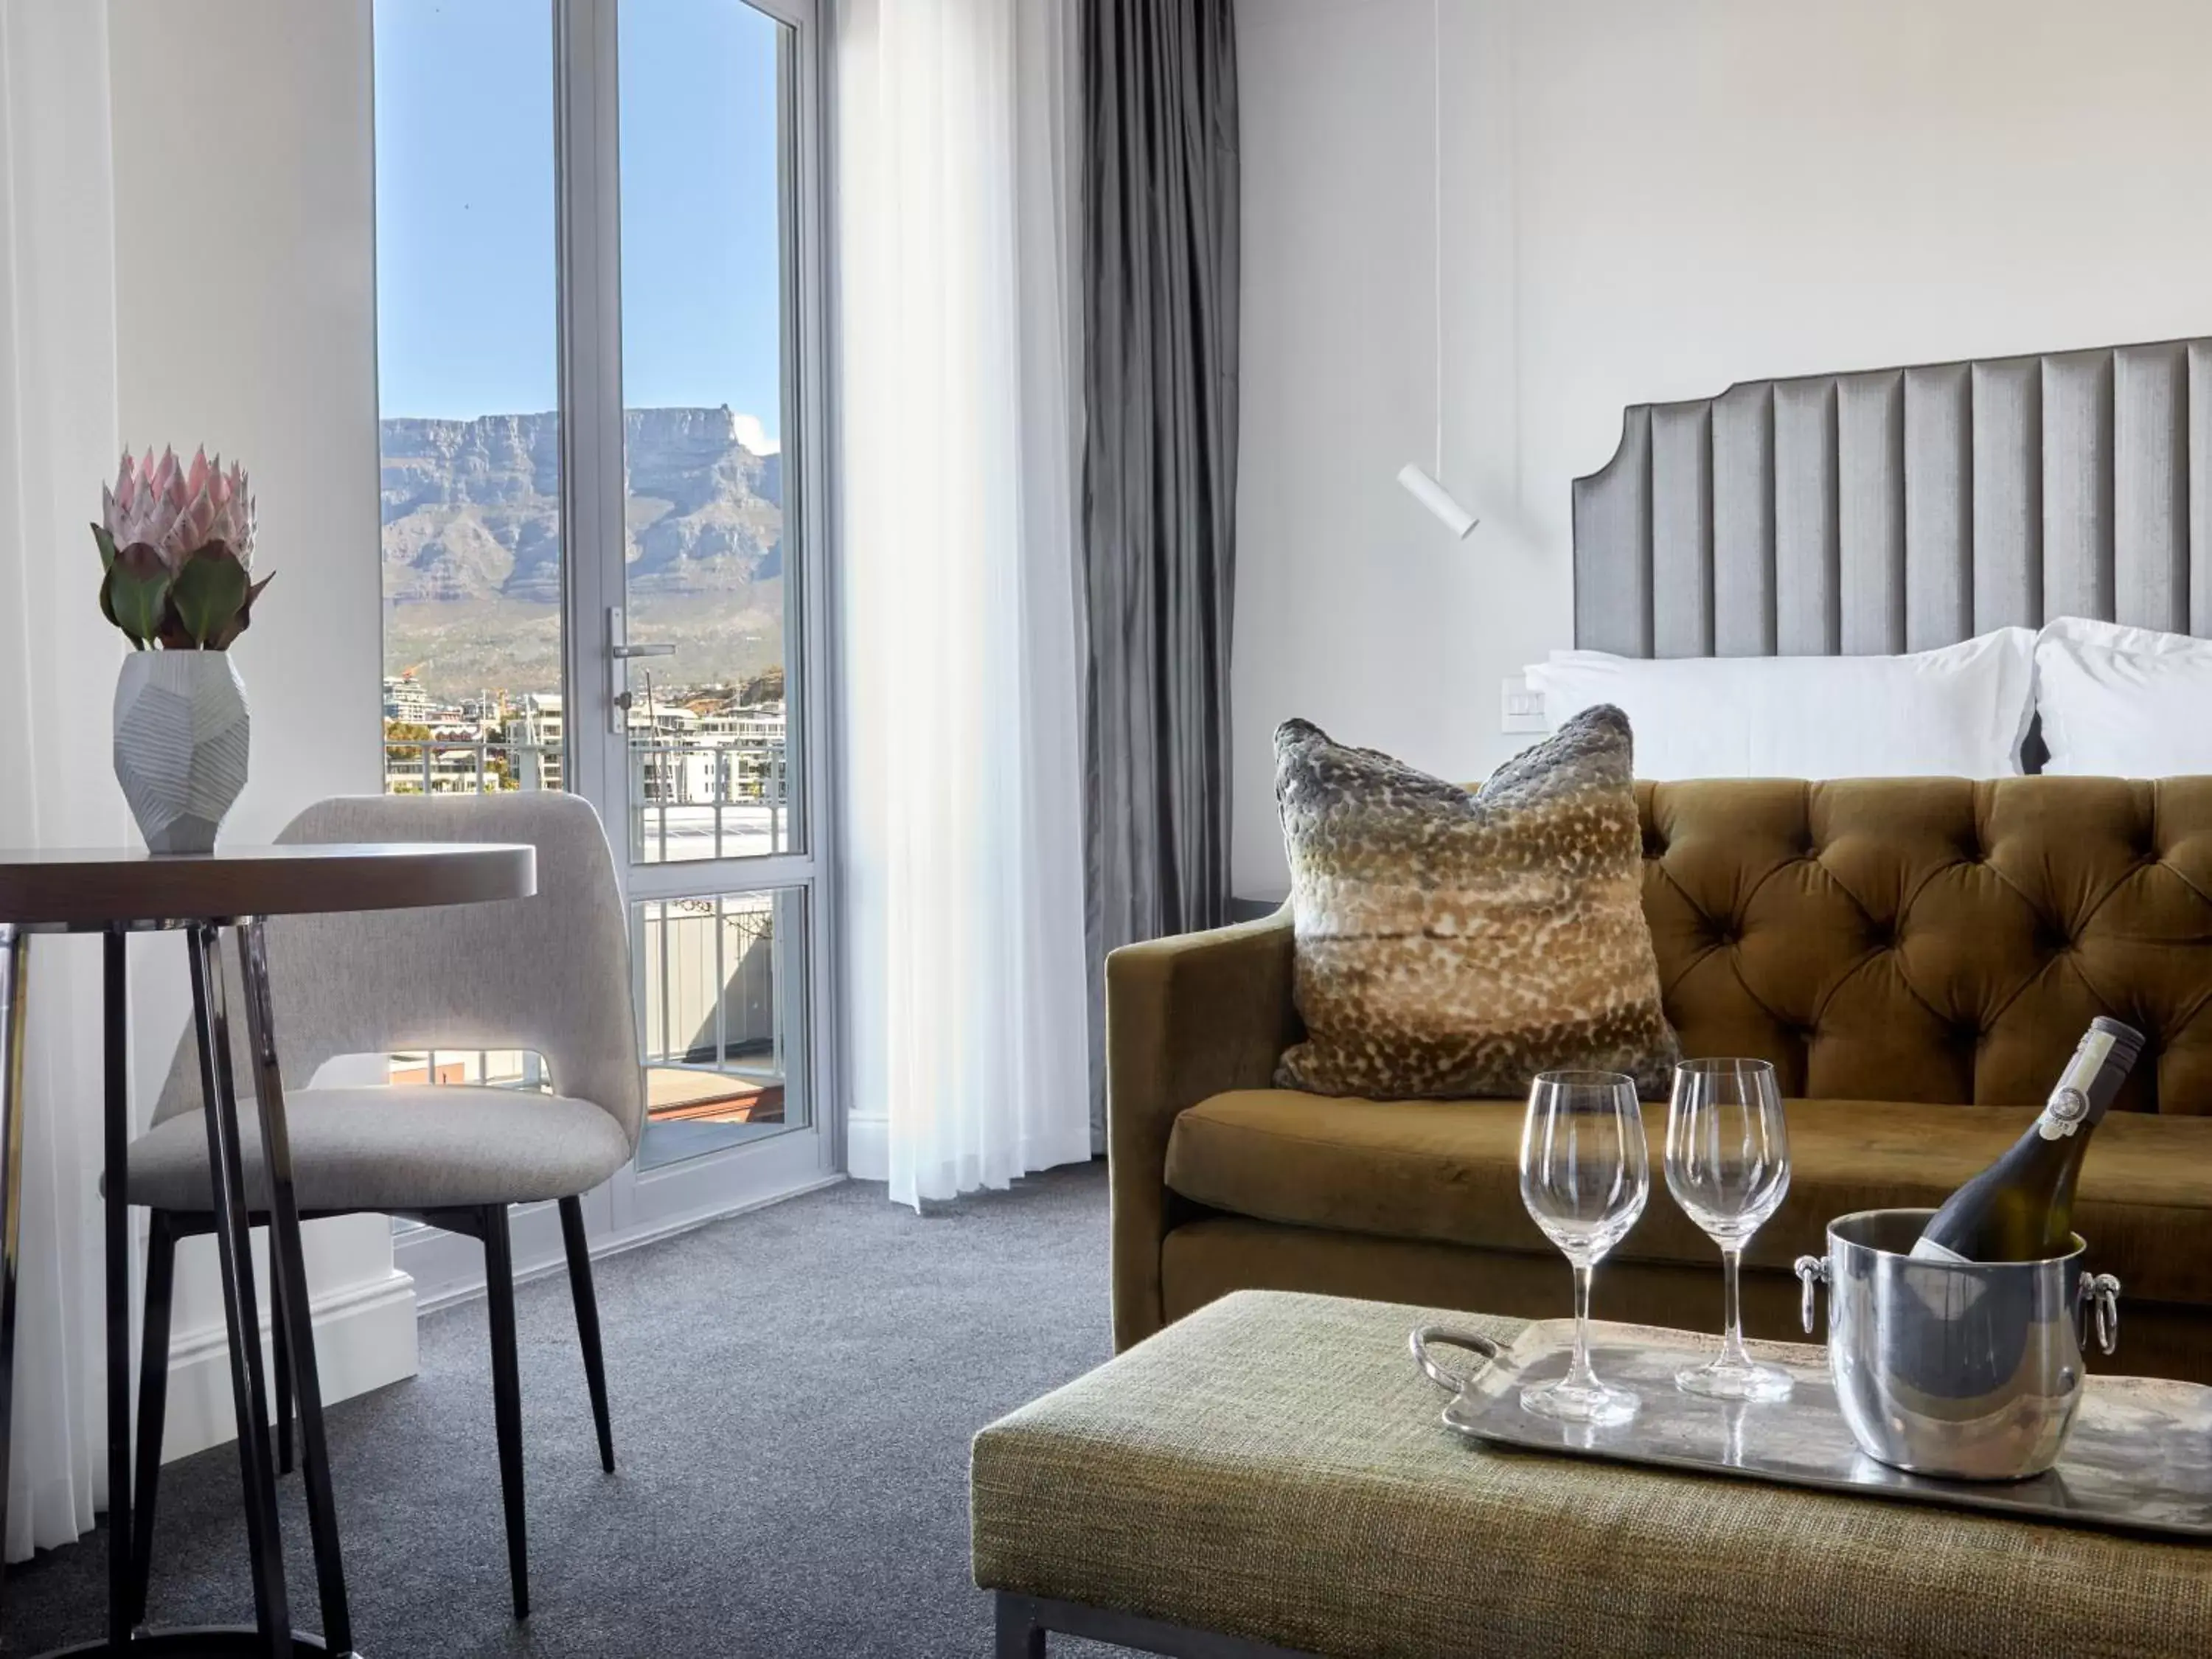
[1164,1090,2212,1306]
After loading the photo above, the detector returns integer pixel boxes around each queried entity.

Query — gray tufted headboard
[1570,337,2212,658]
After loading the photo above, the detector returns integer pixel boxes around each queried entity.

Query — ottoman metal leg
[996,1593,1047,1657]
[992,1590,1324,1658]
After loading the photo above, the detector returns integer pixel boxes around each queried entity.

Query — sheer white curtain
[0,0,125,1561]
[835,0,1093,1206]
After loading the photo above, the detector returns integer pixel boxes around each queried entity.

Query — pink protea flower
[93,445,271,649]
[101,445,256,568]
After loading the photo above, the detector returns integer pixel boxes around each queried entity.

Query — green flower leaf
[101,542,172,647]
[91,522,119,571]
[206,571,273,650]
[169,542,250,648]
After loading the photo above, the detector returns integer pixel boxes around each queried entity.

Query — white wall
[1234,0,2212,896]
[108,0,414,1457]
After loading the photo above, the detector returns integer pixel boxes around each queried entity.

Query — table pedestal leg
[0,925,27,1616]
[237,919,352,1655]
[101,932,129,1647]
[186,921,291,1658]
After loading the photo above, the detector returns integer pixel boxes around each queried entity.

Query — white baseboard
[400,1173,848,1314]
[846,1111,888,1181]
[161,1268,420,1464]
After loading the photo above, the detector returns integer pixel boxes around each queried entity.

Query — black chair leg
[272,1280,294,1477]
[128,1212,178,1627]
[482,1203,529,1620]
[557,1195,615,1473]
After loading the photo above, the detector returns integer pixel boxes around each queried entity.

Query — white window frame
[396,0,843,1304]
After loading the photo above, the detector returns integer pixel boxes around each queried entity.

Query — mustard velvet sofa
[1107,776,2212,1383]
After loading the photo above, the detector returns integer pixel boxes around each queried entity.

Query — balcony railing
[381,737,561,796]
[382,732,790,860]
[630,740,790,861]
[380,731,794,1135]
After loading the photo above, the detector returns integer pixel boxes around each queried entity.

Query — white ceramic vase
[113,651,251,854]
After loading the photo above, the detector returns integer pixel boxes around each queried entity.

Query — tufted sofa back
[1638,777,2212,1113]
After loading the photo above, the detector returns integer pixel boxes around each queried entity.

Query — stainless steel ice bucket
[1793,1208,2121,1481]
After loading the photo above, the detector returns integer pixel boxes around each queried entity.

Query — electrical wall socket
[1500,675,1547,734]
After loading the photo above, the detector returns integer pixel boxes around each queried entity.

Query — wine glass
[1666,1057,1793,1401]
[1519,1069,1651,1426]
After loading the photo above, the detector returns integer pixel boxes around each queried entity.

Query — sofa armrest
[1107,907,1301,1350]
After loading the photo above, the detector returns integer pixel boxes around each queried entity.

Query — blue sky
[373,0,785,439]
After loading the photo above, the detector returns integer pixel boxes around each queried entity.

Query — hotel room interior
[4,0,2211,1655]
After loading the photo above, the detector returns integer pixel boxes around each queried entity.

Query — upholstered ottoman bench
[971,1290,2212,1658]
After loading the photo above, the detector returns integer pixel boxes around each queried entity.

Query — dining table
[0,842,536,1658]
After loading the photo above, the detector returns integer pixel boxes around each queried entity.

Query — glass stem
[1564,1260,1599,1389]
[1718,1245,1751,1366]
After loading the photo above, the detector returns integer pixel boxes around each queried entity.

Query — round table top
[0,842,537,928]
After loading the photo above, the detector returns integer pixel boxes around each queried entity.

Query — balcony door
[563,0,834,1235]
[374,0,835,1270]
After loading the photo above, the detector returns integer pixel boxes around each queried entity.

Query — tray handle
[1409,1326,1505,1398]
[1794,1255,1829,1335]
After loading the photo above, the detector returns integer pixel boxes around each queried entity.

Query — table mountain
[382,407,787,697]
[380,406,783,603]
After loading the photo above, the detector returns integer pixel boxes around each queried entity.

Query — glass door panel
[616,0,800,868]
[613,0,816,1172]
[375,0,566,799]
[633,887,809,1169]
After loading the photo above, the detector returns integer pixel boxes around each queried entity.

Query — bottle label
[2038,1027,2115,1141]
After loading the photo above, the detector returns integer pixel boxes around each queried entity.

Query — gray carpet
[1,1161,1116,1657]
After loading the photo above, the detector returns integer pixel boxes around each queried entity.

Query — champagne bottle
[1910,1016,2145,1264]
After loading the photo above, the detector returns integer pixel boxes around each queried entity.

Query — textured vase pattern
[114,653,250,854]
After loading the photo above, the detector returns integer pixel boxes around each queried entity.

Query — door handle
[608,606,678,733]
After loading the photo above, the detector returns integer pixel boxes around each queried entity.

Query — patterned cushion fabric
[1273,705,1680,1099]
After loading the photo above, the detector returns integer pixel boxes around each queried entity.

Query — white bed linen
[2034,616,2212,776]
[1524,629,2036,780]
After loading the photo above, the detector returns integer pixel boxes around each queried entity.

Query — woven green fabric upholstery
[972,1291,2212,1659]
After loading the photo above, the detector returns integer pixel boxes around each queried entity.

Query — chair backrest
[153,791,645,1150]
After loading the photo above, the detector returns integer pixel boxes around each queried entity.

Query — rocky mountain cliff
[381,407,787,697]
[380,406,784,604]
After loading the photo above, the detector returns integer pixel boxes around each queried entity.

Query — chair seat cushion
[125,1085,634,1213]
[1164,1091,2212,1306]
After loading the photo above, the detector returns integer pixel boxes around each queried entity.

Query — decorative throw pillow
[1273,705,1680,1099]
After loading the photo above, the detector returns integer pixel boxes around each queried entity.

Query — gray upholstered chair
[122,791,644,1622]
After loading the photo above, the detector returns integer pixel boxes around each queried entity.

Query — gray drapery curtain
[1077,0,1240,1140]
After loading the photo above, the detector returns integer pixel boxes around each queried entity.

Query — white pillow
[1523,629,2036,780]
[2034,616,2212,776]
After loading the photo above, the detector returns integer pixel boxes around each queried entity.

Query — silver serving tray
[1430,1319,2212,1540]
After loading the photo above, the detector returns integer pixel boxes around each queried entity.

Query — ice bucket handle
[1794,1254,1829,1335]
[2076,1271,2123,1356]
[1409,1326,1505,1398]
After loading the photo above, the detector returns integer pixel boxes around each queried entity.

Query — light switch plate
[1500,675,1547,734]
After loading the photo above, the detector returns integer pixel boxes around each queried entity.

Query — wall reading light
[1399,0,1478,542]
[1397,462,1478,539]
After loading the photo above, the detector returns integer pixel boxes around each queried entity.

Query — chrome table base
[0,920,355,1658]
